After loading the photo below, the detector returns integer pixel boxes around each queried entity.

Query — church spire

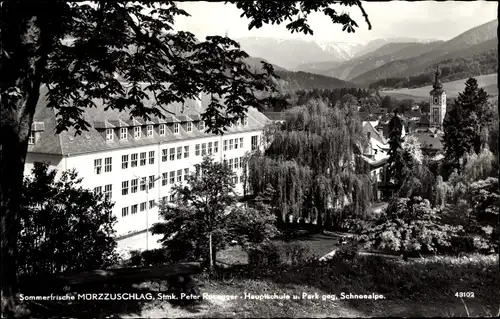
[433,64,443,91]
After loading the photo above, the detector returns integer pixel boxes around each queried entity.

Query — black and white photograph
[1,0,498,317]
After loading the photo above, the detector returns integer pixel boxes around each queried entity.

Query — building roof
[414,132,443,150]
[28,85,270,156]
[262,112,285,121]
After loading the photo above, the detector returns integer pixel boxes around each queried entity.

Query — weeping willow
[248,99,372,228]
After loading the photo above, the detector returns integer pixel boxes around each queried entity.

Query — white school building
[25,85,269,251]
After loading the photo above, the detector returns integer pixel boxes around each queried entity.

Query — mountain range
[238,19,498,90]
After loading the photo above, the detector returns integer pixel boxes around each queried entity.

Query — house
[262,111,286,124]
[361,121,390,200]
[25,85,269,251]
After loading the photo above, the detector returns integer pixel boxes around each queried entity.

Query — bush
[18,162,117,277]
[359,197,463,258]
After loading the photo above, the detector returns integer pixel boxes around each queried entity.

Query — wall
[24,153,65,176]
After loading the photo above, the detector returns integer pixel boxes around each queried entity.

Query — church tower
[429,65,446,130]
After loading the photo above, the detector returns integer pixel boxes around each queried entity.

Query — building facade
[429,65,447,129]
[25,86,269,251]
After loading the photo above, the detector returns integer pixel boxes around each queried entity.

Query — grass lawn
[130,253,499,318]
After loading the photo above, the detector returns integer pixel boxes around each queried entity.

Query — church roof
[430,64,444,95]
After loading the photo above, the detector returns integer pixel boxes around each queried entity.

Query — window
[187,122,192,132]
[177,147,182,160]
[169,147,175,161]
[184,146,189,158]
[104,184,112,200]
[234,157,239,169]
[159,124,166,136]
[131,178,138,193]
[148,151,155,165]
[28,131,35,145]
[242,116,248,126]
[140,152,146,166]
[239,157,244,168]
[195,144,200,156]
[134,126,141,138]
[162,172,168,186]
[199,121,205,131]
[162,196,168,203]
[122,181,129,196]
[140,177,146,191]
[229,139,233,150]
[251,135,258,151]
[120,127,127,140]
[232,177,237,184]
[122,155,128,169]
[94,159,102,175]
[149,200,155,209]
[169,171,175,184]
[173,123,180,134]
[147,125,153,137]
[214,141,219,153]
[104,157,112,172]
[239,138,243,148]
[162,149,168,162]
[367,132,371,140]
[234,138,238,149]
[131,153,138,167]
[434,97,438,104]
[237,118,241,126]
[223,140,228,151]
[122,207,129,217]
[140,202,147,212]
[148,175,155,189]
[432,108,439,124]
[149,175,155,189]
[94,186,102,194]
[131,204,138,214]
[106,129,113,141]
[184,168,189,181]
[208,142,213,155]
[229,159,233,168]
[177,169,182,182]
[169,194,175,202]
[201,143,207,156]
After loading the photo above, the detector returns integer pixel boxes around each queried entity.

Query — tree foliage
[360,197,463,259]
[443,77,492,171]
[151,156,277,268]
[19,162,117,278]
[248,99,372,229]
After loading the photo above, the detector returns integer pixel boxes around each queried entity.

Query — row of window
[223,157,246,170]
[94,158,112,174]
[121,200,156,217]
[106,122,202,142]
[95,134,259,174]
[105,116,250,142]
[223,138,243,152]
[94,184,113,200]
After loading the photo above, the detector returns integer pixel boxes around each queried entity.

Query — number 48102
[455,292,475,298]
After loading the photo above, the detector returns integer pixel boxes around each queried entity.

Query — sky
[174,1,497,44]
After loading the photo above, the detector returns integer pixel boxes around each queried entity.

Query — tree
[381,95,393,112]
[151,156,277,270]
[443,77,491,171]
[248,99,372,229]
[386,112,406,185]
[360,196,463,260]
[1,1,371,311]
[19,162,117,278]
[151,156,236,271]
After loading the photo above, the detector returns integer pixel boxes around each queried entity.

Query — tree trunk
[208,231,213,272]
[1,8,52,314]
